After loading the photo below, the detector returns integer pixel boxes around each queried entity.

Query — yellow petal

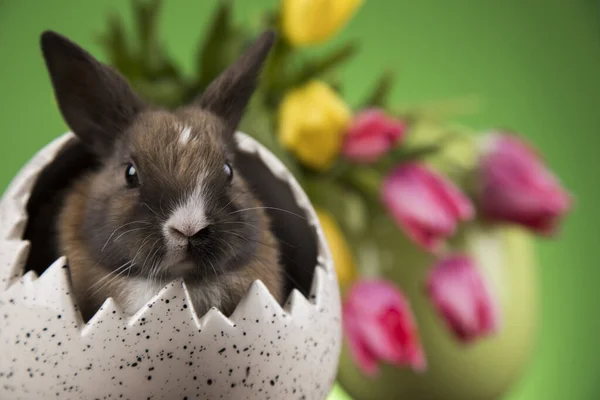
[330,0,364,36]
[278,81,351,170]
[316,208,357,288]
[281,0,364,47]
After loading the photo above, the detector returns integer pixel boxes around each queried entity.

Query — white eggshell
[0,132,341,400]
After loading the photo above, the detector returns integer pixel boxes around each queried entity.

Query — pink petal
[426,255,500,343]
[343,306,380,375]
[343,135,393,163]
[479,133,571,235]
[343,280,427,375]
[382,164,474,251]
[422,166,475,221]
[342,109,406,163]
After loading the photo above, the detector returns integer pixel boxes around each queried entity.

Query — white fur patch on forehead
[179,125,193,145]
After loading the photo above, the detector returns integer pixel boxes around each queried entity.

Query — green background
[1,1,598,398]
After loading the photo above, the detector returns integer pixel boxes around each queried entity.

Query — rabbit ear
[196,30,276,135]
[41,31,144,157]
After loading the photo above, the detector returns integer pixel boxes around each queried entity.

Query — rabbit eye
[224,162,233,183]
[125,163,140,188]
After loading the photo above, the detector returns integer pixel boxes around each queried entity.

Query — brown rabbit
[38,30,283,321]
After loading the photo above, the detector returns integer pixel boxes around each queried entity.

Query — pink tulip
[479,133,571,235]
[343,280,426,376]
[426,255,499,343]
[342,109,406,163]
[381,163,474,252]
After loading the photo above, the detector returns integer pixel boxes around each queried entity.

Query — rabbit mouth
[154,249,195,276]
[157,247,221,279]
[166,260,196,275]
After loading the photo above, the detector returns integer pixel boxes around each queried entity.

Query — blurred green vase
[337,216,538,400]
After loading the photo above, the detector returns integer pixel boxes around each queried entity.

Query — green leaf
[323,158,352,181]
[98,14,141,79]
[238,91,275,141]
[366,122,475,176]
[392,95,483,123]
[390,143,445,162]
[342,190,370,235]
[196,0,246,91]
[132,0,162,61]
[289,42,358,87]
[98,0,187,108]
[302,178,368,236]
[261,36,293,107]
[361,69,395,108]
[134,78,187,109]
[338,166,382,209]
[133,0,183,84]
[327,383,353,400]
[325,75,344,93]
[144,48,182,83]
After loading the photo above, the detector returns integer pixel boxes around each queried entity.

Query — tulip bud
[281,0,363,47]
[343,280,426,375]
[381,163,474,252]
[426,255,500,343]
[342,109,406,163]
[478,133,571,235]
[279,81,351,170]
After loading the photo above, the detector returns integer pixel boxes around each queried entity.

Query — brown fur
[40,30,283,321]
[58,174,282,320]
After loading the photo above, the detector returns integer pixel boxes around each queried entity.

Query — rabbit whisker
[250,253,306,297]
[148,245,165,288]
[218,229,312,296]
[159,194,166,217]
[127,234,154,279]
[88,232,155,295]
[88,260,133,291]
[101,220,151,252]
[149,242,166,286]
[214,192,245,215]
[220,221,300,249]
[224,238,308,298]
[220,220,259,229]
[141,238,163,273]
[214,236,236,254]
[90,262,136,298]
[206,254,222,292]
[217,229,281,253]
[142,202,161,218]
[113,227,149,242]
[229,206,306,220]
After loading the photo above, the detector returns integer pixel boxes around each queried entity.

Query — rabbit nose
[164,192,210,245]
[167,224,208,242]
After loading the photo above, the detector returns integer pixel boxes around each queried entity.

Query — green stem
[339,167,382,203]
[380,126,471,168]
[361,69,395,108]
[264,38,291,105]
[289,42,358,87]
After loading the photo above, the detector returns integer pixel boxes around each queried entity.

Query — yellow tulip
[281,0,364,47]
[279,81,351,170]
[316,208,357,289]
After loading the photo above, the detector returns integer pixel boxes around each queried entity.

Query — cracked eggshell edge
[0,132,342,400]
